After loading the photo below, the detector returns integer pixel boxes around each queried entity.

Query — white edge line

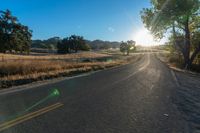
[0,72,94,95]
[170,70,180,87]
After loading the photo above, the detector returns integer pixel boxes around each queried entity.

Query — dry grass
[0,60,124,79]
[157,52,200,73]
[0,52,141,88]
[0,61,124,88]
[156,52,184,68]
[0,56,127,88]
[0,52,110,61]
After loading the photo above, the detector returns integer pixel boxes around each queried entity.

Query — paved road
[0,54,189,133]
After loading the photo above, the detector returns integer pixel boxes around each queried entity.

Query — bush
[168,54,184,68]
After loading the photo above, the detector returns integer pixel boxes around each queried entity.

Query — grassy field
[0,52,110,60]
[0,51,140,88]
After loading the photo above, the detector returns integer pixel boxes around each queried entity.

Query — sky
[0,0,165,45]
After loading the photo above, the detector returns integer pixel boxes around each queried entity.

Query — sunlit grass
[0,51,140,88]
[0,60,124,80]
[0,52,110,60]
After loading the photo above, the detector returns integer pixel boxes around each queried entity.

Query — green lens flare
[26,89,60,111]
[3,88,61,122]
[51,89,60,96]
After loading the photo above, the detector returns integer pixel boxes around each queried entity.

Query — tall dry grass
[0,52,110,61]
[0,59,125,88]
[0,52,140,88]
[0,60,124,79]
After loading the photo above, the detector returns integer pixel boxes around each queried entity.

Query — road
[0,54,189,133]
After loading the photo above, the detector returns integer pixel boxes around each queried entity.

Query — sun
[133,28,157,46]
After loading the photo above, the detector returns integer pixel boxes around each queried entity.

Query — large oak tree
[0,9,32,54]
[141,0,200,68]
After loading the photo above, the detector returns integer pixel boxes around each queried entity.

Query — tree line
[32,38,121,51]
[141,0,200,69]
[0,10,32,54]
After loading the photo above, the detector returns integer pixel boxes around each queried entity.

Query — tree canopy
[57,35,90,54]
[141,0,200,68]
[0,9,32,54]
[120,40,136,55]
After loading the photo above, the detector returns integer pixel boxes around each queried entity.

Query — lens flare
[2,88,61,123]
[51,89,60,97]
[130,47,134,50]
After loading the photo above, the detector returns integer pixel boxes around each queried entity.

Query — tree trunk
[189,43,200,67]
[172,22,184,63]
[172,22,176,46]
[184,17,191,69]
[127,50,129,55]
[75,46,78,53]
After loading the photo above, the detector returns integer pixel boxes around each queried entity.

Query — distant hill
[31,37,121,50]
[31,37,61,49]
[86,40,120,50]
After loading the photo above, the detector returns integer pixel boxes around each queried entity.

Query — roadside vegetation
[156,49,200,73]
[0,52,140,88]
[141,0,200,70]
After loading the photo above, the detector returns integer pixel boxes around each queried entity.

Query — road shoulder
[155,53,200,133]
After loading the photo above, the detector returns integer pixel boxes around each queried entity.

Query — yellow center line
[0,102,62,127]
[0,102,63,132]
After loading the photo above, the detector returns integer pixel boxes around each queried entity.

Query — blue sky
[0,0,153,42]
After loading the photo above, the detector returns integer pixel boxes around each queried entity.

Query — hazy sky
[0,0,160,44]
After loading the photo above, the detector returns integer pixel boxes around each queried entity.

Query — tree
[57,35,90,54]
[0,9,32,54]
[141,0,200,69]
[120,42,127,55]
[127,40,136,55]
[57,37,70,54]
[57,41,65,54]
[120,40,136,55]
[13,25,32,54]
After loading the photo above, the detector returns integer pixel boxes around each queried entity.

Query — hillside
[31,37,121,50]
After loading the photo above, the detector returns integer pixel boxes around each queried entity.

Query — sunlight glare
[130,46,134,50]
[133,28,158,46]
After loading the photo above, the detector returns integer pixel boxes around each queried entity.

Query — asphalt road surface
[0,54,190,133]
